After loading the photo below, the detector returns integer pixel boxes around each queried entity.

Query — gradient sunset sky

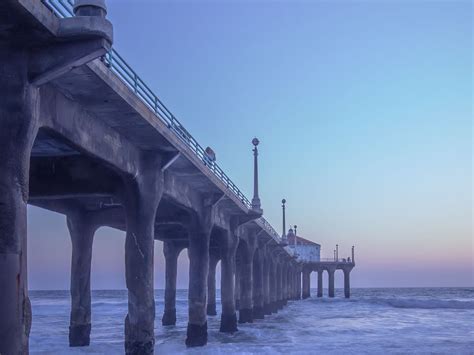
[28,0,472,289]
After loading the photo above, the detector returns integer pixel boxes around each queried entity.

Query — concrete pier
[162,242,184,326]
[0,1,357,351]
[67,211,99,347]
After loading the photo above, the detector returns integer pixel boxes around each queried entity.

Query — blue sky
[28,0,472,289]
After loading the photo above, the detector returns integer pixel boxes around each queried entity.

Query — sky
[28,0,472,290]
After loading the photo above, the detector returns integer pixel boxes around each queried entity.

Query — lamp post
[352,245,355,264]
[336,244,339,262]
[294,225,297,247]
[281,199,288,245]
[251,138,262,213]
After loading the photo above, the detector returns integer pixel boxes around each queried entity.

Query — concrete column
[302,270,311,299]
[276,263,283,309]
[0,48,38,355]
[67,211,99,347]
[219,230,238,333]
[186,223,211,347]
[263,254,271,315]
[162,242,183,326]
[239,247,254,323]
[207,254,220,316]
[328,269,335,298]
[282,264,288,305]
[252,250,264,319]
[123,155,163,355]
[235,259,240,310]
[317,269,323,297]
[344,269,351,299]
[297,269,302,299]
[268,258,277,313]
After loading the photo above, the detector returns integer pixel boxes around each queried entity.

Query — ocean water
[29,288,474,354]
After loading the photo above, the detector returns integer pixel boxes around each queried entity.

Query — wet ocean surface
[29,288,474,354]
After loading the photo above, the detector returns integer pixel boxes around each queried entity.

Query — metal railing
[42,0,285,246]
[319,258,353,263]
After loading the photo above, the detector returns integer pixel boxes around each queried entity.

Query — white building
[286,229,321,263]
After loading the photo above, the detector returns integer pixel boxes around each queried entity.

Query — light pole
[336,244,339,262]
[281,199,288,245]
[294,225,297,247]
[251,138,262,213]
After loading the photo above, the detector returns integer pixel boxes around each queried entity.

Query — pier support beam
[276,262,283,309]
[0,49,38,355]
[162,242,184,326]
[282,263,288,305]
[317,269,323,298]
[328,269,335,298]
[219,230,238,333]
[123,155,163,355]
[302,269,311,299]
[207,253,220,316]
[344,269,352,299]
[252,249,264,319]
[185,216,213,347]
[269,258,277,313]
[239,244,254,323]
[235,259,240,311]
[67,211,99,347]
[263,252,271,315]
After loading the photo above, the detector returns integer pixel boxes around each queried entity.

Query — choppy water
[30,288,474,354]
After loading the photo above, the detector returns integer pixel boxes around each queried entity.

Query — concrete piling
[317,269,323,297]
[186,225,211,347]
[302,269,311,299]
[252,250,265,319]
[344,269,351,299]
[207,254,220,316]
[328,269,335,298]
[123,157,163,355]
[219,230,239,333]
[0,48,37,355]
[67,211,99,347]
[162,242,184,326]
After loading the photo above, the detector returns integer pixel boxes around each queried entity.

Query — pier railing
[42,0,284,246]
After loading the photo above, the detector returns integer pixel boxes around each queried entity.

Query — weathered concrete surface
[238,231,257,324]
[162,242,184,326]
[262,251,272,315]
[344,267,353,299]
[186,198,221,347]
[67,210,100,347]
[123,155,163,355]
[252,249,264,319]
[0,47,37,355]
[207,254,220,316]
[328,268,335,298]
[219,229,238,333]
[317,269,323,297]
[302,269,311,299]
